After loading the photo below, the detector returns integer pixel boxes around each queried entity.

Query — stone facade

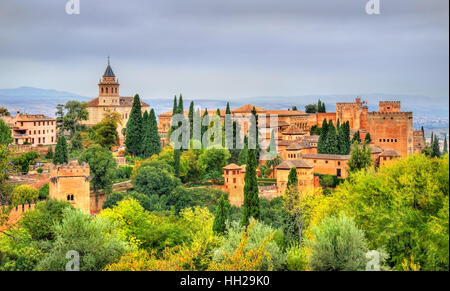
[223,163,246,207]
[49,161,91,214]
[82,60,149,143]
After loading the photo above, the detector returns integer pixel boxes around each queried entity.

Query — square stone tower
[49,161,91,214]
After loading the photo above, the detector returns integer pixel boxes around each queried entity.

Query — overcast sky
[0,0,448,101]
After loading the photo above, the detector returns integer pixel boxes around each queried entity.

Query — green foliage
[212,219,286,271]
[365,132,372,143]
[431,136,441,158]
[352,130,361,144]
[309,125,321,136]
[213,195,231,234]
[20,199,73,241]
[45,147,54,159]
[38,183,49,200]
[259,197,284,229]
[12,151,39,174]
[286,242,308,271]
[0,227,43,271]
[11,185,39,206]
[0,119,13,146]
[62,100,89,137]
[79,144,117,193]
[125,94,143,156]
[35,208,129,271]
[307,216,368,271]
[93,120,119,150]
[348,141,372,174]
[198,147,230,184]
[305,104,317,113]
[132,165,181,197]
[70,131,83,152]
[53,136,68,165]
[0,107,10,116]
[241,149,260,226]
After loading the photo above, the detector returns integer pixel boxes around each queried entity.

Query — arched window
[101,88,104,93]
[106,88,108,93]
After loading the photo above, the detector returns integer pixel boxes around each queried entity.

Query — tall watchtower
[98,57,120,106]
[49,161,91,214]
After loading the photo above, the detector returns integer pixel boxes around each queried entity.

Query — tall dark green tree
[443,136,448,155]
[431,136,441,158]
[250,106,261,162]
[213,194,231,234]
[53,136,68,165]
[365,132,372,144]
[141,111,151,158]
[286,167,299,190]
[201,109,209,144]
[148,109,161,157]
[241,148,260,227]
[237,136,248,166]
[125,94,143,156]
[188,101,194,138]
[352,131,361,144]
[282,167,302,244]
[178,95,184,114]
[325,120,338,154]
[318,119,329,154]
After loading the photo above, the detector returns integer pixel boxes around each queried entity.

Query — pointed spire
[103,56,115,77]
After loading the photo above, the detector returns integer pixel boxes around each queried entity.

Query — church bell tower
[98,57,120,106]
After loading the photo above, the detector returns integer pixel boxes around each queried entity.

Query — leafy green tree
[0,107,10,116]
[79,144,117,194]
[20,199,73,241]
[198,147,231,184]
[12,151,39,175]
[0,119,13,146]
[132,165,181,197]
[213,195,231,234]
[63,101,89,136]
[10,185,39,206]
[53,136,68,165]
[125,94,143,156]
[348,141,372,173]
[305,104,317,113]
[241,149,260,226]
[38,183,49,200]
[36,208,129,271]
[307,216,368,271]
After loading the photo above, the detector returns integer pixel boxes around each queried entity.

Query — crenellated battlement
[379,101,401,112]
[50,161,90,178]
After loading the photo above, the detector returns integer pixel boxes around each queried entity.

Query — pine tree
[125,94,143,156]
[53,136,68,165]
[444,136,448,155]
[213,194,230,234]
[188,101,194,138]
[226,102,231,115]
[318,119,329,154]
[241,148,260,227]
[431,136,441,158]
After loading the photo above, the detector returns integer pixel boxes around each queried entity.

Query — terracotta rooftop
[87,97,149,108]
[303,135,320,142]
[276,159,314,169]
[223,163,242,170]
[286,142,304,150]
[370,145,384,154]
[283,124,304,135]
[301,153,351,160]
[265,110,307,116]
[232,104,265,113]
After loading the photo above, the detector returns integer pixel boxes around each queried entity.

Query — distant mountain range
[1,87,448,121]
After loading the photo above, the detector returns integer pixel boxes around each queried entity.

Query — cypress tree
[174,148,181,177]
[318,119,329,154]
[237,136,248,166]
[226,102,231,115]
[352,130,361,144]
[178,94,184,114]
[148,109,161,156]
[201,109,209,145]
[188,101,194,138]
[344,122,351,154]
[365,132,372,144]
[326,120,338,154]
[431,132,434,145]
[250,106,261,162]
[286,167,298,190]
[241,148,260,227]
[53,136,68,165]
[431,136,441,158]
[444,136,448,155]
[213,194,230,234]
[141,111,150,157]
[125,94,143,156]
